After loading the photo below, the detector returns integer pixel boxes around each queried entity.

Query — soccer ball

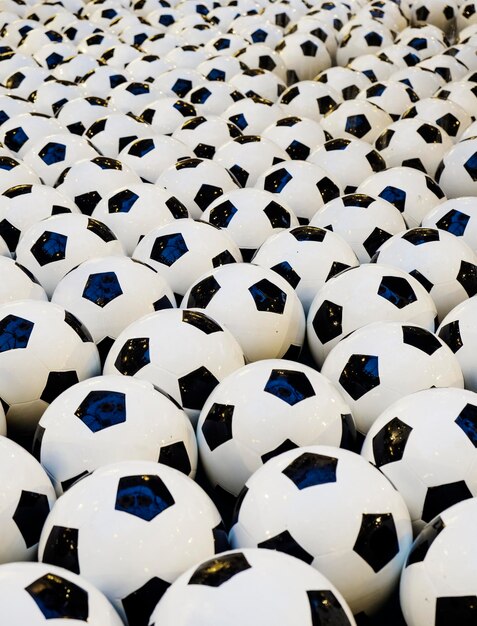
[150,68,207,99]
[390,66,445,99]
[28,80,82,116]
[103,308,245,424]
[419,53,469,83]
[401,96,473,142]
[235,43,287,82]
[0,561,124,625]
[133,218,242,303]
[336,22,396,66]
[362,387,477,532]
[197,55,248,83]
[0,256,47,304]
[395,26,448,61]
[84,112,150,157]
[172,115,242,160]
[156,157,240,219]
[201,188,298,261]
[54,96,111,136]
[276,32,332,84]
[321,321,464,435]
[228,68,286,102]
[220,97,287,135]
[213,135,289,188]
[3,65,51,100]
[139,97,198,135]
[0,112,63,158]
[422,196,477,253]
[315,65,372,100]
[182,262,306,363]
[435,137,477,199]
[0,436,55,563]
[437,296,477,392]
[310,193,407,263]
[125,54,173,83]
[118,135,192,183]
[51,255,175,363]
[255,160,342,224]
[320,100,393,144]
[357,166,446,228]
[38,460,228,626]
[457,1,477,32]
[0,299,100,434]
[306,264,438,367]
[15,213,124,298]
[309,138,386,195]
[434,81,477,124]
[411,0,457,34]
[357,79,419,121]
[279,80,342,122]
[34,374,198,494]
[148,548,357,626]
[197,358,356,498]
[229,445,413,616]
[400,498,477,625]
[372,227,477,318]
[186,82,245,116]
[78,65,128,99]
[261,115,328,161]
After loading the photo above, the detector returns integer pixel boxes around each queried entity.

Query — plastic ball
[156,157,240,219]
[198,358,356,497]
[401,95,473,143]
[3,65,51,100]
[0,299,100,433]
[422,196,477,254]
[347,51,398,82]
[0,112,64,158]
[0,94,34,130]
[0,183,78,254]
[390,65,445,98]
[279,80,342,122]
[395,26,448,60]
[400,497,477,625]
[52,53,101,84]
[172,115,241,160]
[261,115,327,161]
[411,0,458,34]
[306,263,438,367]
[229,445,413,616]
[84,112,149,157]
[309,137,386,195]
[149,548,357,626]
[35,374,198,494]
[315,65,372,100]
[322,320,464,435]
[357,79,419,120]
[139,97,198,135]
[38,460,228,626]
[0,256,47,304]
[320,99,393,144]
[182,262,306,363]
[357,166,446,228]
[276,32,332,84]
[187,82,244,116]
[435,137,477,199]
[362,387,477,533]
[220,97,287,135]
[434,80,477,122]
[310,193,406,263]
[79,65,129,99]
[419,53,469,83]
[118,135,192,183]
[152,68,207,99]
[235,43,288,82]
[124,54,173,84]
[457,1,477,32]
[336,22,396,66]
[92,183,189,256]
[0,560,124,626]
[228,68,286,102]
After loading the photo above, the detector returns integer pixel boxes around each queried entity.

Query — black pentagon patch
[402,325,441,355]
[179,366,219,410]
[425,175,445,199]
[280,86,299,105]
[42,526,80,574]
[264,168,292,193]
[317,95,337,116]
[201,402,234,452]
[457,260,477,297]
[438,320,463,353]
[74,390,126,433]
[353,512,399,572]
[31,231,67,266]
[208,199,237,227]
[366,149,387,172]
[13,490,50,549]
[375,128,394,151]
[194,143,215,159]
[158,441,191,475]
[248,278,286,313]
[311,299,343,344]
[402,228,440,245]
[186,275,221,309]
[422,481,473,523]
[82,271,123,307]
[128,138,155,158]
[74,191,102,215]
[26,573,88,621]
[39,142,66,165]
[228,164,249,187]
[194,184,223,212]
[378,186,406,213]
[364,31,383,47]
[286,140,310,160]
[291,226,326,242]
[342,194,374,209]
[378,275,417,308]
[64,311,93,343]
[406,514,445,566]
[345,114,371,139]
[115,474,175,521]
[339,354,380,401]
[264,201,291,228]
[436,209,470,236]
[108,189,139,214]
[212,250,236,267]
[0,314,34,352]
[326,261,350,281]
[153,295,173,311]
[408,268,434,293]
[282,451,337,489]
[307,589,351,626]
[261,438,299,464]
[316,177,340,204]
[171,79,193,97]
[61,471,90,492]
[264,369,315,406]
[463,152,477,181]
[417,123,442,144]
[455,403,477,447]
[403,158,426,172]
[182,310,221,335]
[415,6,429,20]
[206,68,226,81]
[436,113,460,138]
[372,416,413,468]
[150,233,189,267]
[270,261,301,288]
[114,337,150,375]
[122,577,170,626]
[87,218,116,243]
[300,40,318,57]
[435,596,477,625]
[4,126,28,152]
[189,553,251,587]
[229,113,247,131]
[41,371,80,405]
[363,227,392,258]
[165,197,188,219]
[258,529,314,564]
[0,218,21,252]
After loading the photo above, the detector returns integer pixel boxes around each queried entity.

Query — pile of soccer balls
[2,0,477,624]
